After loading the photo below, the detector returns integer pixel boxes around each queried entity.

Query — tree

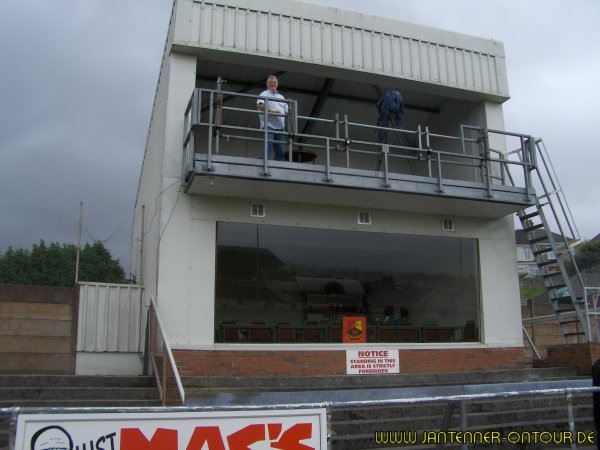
[79,241,125,283]
[0,240,125,286]
[574,240,600,274]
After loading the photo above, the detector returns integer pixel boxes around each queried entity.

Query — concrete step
[0,375,161,450]
[182,367,583,393]
[0,375,161,407]
[0,387,160,404]
[0,375,156,388]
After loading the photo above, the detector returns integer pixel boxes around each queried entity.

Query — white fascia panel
[171,0,509,99]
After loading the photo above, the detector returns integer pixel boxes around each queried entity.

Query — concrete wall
[0,284,78,374]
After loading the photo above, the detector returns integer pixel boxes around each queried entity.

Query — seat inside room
[248,320,272,342]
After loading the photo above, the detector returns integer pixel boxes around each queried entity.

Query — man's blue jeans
[267,129,286,161]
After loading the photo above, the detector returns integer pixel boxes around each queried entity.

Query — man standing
[257,75,288,161]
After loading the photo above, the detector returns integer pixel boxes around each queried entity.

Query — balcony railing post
[480,127,494,198]
[382,144,390,188]
[287,99,295,162]
[436,155,445,193]
[335,113,340,151]
[344,115,350,168]
[323,137,333,182]
[206,91,215,171]
[526,137,536,200]
[215,78,224,156]
[262,100,271,176]
[424,126,444,194]
[193,87,201,125]
[519,136,530,201]
[293,99,298,136]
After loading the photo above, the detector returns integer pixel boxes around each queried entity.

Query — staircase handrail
[148,295,186,405]
[536,139,581,243]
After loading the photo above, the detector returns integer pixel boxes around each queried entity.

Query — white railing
[148,295,186,405]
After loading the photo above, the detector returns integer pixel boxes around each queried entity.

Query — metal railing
[147,296,185,405]
[584,286,600,342]
[183,84,537,202]
[1,383,597,450]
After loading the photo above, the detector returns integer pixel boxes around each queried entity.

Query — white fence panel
[77,283,144,353]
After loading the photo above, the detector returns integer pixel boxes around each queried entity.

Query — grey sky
[1,0,598,273]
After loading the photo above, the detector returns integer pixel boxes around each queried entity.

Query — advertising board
[15,409,327,450]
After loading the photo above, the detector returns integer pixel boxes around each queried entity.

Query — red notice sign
[342,316,367,343]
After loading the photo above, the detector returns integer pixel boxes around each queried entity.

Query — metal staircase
[513,138,598,343]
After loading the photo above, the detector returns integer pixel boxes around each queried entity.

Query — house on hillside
[516,230,542,276]
[515,230,580,277]
[131,0,539,378]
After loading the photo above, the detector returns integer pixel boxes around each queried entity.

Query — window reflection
[215,222,480,343]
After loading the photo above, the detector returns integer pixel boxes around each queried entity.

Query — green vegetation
[574,240,600,273]
[0,240,125,286]
[520,285,546,301]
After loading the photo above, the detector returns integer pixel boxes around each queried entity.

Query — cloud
[0,0,171,271]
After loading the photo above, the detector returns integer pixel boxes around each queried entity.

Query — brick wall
[545,343,600,375]
[0,284,79,374]
[522,300,591,363]
[174,347,524,377]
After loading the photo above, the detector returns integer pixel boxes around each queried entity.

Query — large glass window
[215,222,480,343]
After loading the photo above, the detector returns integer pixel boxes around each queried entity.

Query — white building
[132,0,536,376]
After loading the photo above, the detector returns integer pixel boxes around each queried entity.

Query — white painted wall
[76,353,143,376]
[149,194,522,348]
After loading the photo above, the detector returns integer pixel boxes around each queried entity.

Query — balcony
[182,87,536,219]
